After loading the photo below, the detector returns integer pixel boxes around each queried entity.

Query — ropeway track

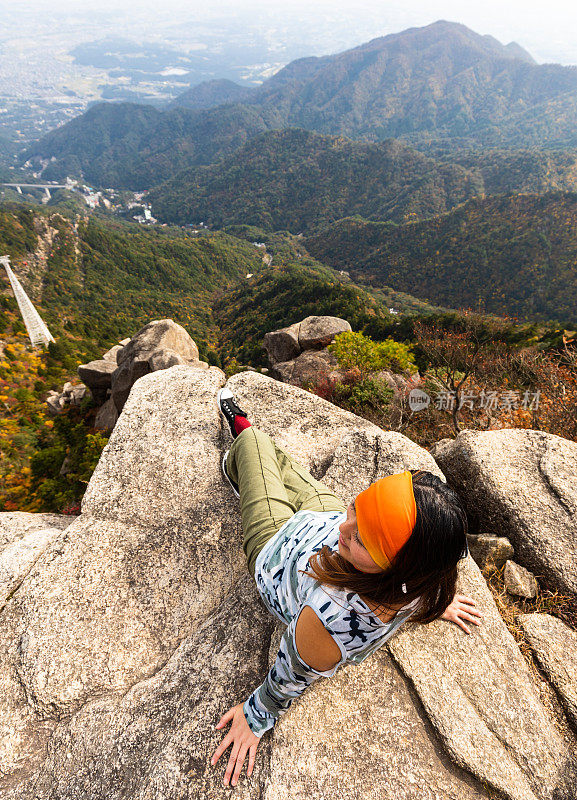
[0,254,55,347]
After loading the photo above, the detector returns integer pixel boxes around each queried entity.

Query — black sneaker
[221,450,240,498]
[217,387,248,439]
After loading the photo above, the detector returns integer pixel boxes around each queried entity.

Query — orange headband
[355,471,417,571]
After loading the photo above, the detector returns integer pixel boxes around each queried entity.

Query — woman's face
[338,500,384,573]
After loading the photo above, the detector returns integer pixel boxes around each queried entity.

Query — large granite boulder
[519,613,577,731]
[13,572,276,799]
[271,349,340,386]
[117,319,199,367]
[264,316,352,389]
[93,397,119,433]
[263,322,301,365]
[432,429,577,596]
[77,360,117,403]
[149,348,196,371]
[111,319,207,412]
[263,316,351,367]
[297,315,351,350]
[1,370,575,799]
[102,344,123,363]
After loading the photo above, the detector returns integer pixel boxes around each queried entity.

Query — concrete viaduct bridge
[2,183,68,200]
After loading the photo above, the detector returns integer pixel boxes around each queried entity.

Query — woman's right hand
[441,594,483,634]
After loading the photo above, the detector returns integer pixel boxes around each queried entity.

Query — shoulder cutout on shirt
[295,605,342,672]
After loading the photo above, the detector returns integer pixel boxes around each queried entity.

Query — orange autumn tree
[411,315,577,443]
[505,344,577,441]
[412,314,513,435]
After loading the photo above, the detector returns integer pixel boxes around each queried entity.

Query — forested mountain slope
[1,207,421,368]
[149,129,480,230]
[0,206,410,510]
[149,129,577,232]
[25,102,277,189]
[168,78,254,110]
[1,205,571,513]
[0,207,264,357]
[213,262,397,366]
[239,19,577,148]
[306,193,577,327]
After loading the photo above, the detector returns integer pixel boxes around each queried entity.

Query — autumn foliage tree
[411,314,577,443]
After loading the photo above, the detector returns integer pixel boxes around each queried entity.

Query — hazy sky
[1,0,576,65]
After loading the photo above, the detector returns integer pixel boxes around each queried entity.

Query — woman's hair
[300,470,468,624]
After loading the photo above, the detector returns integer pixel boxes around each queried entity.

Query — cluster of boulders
[45,381,88,415]
[263,315,420,399]
[463,531,539,598]
[263,315,352,385]
[48,314,421,433]
[46,319,209,433]
[2,367,576,799]
[431,430,577,598]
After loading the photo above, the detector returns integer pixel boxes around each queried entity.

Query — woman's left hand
[210,703,261,787]
[441,593,483,634]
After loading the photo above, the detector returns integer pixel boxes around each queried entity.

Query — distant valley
[5,19,577,341]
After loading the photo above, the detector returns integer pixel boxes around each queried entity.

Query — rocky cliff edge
[0,366,576,800]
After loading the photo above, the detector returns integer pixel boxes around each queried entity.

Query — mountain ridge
[25,20,577,188]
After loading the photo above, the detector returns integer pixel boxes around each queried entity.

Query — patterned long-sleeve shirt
[244,509,420,737]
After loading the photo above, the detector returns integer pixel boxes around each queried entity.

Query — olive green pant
[226,427,346,578]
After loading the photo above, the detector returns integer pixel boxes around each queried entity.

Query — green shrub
[28,409,108,511]
[328,330,416,379]
[223,357,247,378]
[206,349,222,367]
[14,387,34,403]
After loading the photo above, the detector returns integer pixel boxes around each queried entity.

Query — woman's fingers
[456,598,483,617]
[223,743,242,786]
[455,594,476,603]
[230,745,249,787]
[450,612,472,634]
[216,707,235,729]
[442,597,483,634]
[457,611,481,626]
[455,594,477,606]
[247,744,257,777]
[211,731,232,766]
[446,610,474,634]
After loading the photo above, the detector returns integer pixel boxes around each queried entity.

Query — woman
[210,387,481,788]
